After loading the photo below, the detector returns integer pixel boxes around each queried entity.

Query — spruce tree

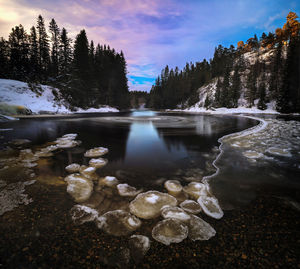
[221,67,230,107]
[245,67,257,107]
[0,38,9,78]
[230,64,241,108]
[58,28,72,77]
[49,18,60,77]
[257,81,267,110]
[36,15,50,79]
[29,26,39,80]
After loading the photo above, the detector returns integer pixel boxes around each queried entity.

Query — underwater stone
[183,182,207,200]
[64,173,93,202]
[129,235,151,262]
[84,147,109,158]
[117,183,142,197]
[9,139,31,146]
[180,199,202,214]
[151,218,188,245]
[96,209,142,236]
[129,191,177,219]
[164,180,183,196]
[161,206,191,222]
[89,158,108,168]
[70,204,99,225]
[187,214,216,241]
[65,163,81,173]
[197,195,224,219]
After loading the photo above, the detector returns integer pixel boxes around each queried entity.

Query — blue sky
[0,0,299,91]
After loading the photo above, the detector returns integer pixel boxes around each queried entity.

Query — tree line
[149,12,300,113]
[0,15,130,109]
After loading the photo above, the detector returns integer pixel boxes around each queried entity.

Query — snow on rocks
[161,206,191,222]
[197,196,224,219]
[164,180,182,196]
[151,218,188,245]
[64,173,93,202]
[84,147,108,158]
[70,204,99,225]
[180,199,202,214]
[65,163,81,173]
[96,209,142,236]
[89,158,108,168]
[129,191,177,219]
[187,214,216,241]
[117,183,142,197]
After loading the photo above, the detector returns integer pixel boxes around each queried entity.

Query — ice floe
[197,196,224,219]
[129,235,151,262]
[89,158,108,168]
[161,206,191,222]
[0,180,35,215]
[96,209,142,236]
[65,163,81,173]
[84,147,109,157]
[187,214,216,241]
[180,199,202,214]
[98,176,119,188]
[64,173,93,202]
[183,182,208,200]
[70,204,99,225]
[164,180,182,196]
[152,218,188,245]
[129,191,177,219]
[117,183,142,197]
[79,165,97,179]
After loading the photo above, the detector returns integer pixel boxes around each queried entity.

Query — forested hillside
[149,12,300,113]
[0,15,130,110]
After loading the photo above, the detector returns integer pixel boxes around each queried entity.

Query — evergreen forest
[0,15,130,110]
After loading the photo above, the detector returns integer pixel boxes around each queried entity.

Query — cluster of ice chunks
[226,119,300,162]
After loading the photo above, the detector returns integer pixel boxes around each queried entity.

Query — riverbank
[0,181,298,268]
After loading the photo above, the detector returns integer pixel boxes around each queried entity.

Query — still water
[0,111,257,189]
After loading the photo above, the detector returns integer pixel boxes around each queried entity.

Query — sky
[0,0,299,92]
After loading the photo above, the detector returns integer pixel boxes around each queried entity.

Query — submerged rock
[64,173,93,202]
[65,163,81,173]
[96,209,142,236]
[70,204,99,225]
[187,214,216,241]
[89,158,108,168]
[117,183,142,197]
[161,206,191,222]
[152,218,188,245]
[180,199,202,214]
[129,191,177,219]
[164,180,182,196]
[84,147,109,158]
[129,235,151,262]
[9,139,31,147]
[197,196,224,219]
[183,182,207,200]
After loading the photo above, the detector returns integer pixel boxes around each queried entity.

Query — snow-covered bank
[0,79,119,114]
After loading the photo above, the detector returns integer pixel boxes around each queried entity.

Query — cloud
[0,0,299,92]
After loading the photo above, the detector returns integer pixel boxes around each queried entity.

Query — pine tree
[269,41,282,99]
[36,15,50,79]
[214,78,222,107]
[49,18,60,77]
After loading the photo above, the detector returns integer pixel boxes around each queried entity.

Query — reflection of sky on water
[130,110,156,117]
[124,120,188,170]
